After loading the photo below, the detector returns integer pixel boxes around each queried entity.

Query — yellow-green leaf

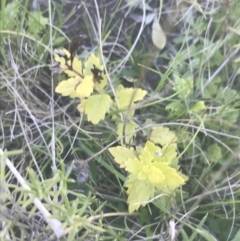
[108,146,136,168]
[78,94,112,124]
[110,135,188,213]
[75,75,94,98]
[143,140,163,161]
[116,85,147,108]
[54,49,70,68]
[125,157,144,175]
[55,77,81,98]
[154,163,186,191]
[83,53,108,90]
[138,164,165,184]
[150,126,177,146]
[65,57,83,77]
[190,101,206,113]
[139,141,154,165]
[95,73,108,91]
[84,53,103,76]
[142,118,156,136]
[125,175,155,213]
[161,144,178,164]
[147,165,165,184]
[117,120,138,145]
[54,49,83,78]
[77,99,86,112]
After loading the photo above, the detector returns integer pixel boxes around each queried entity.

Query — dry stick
[0,149,64,238]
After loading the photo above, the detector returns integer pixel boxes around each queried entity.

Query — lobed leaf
[84,53,108,90]
[173,75,193,100]
[65,57,83,77]
[54,49,70,68]
[150,126,177,146]
[138,164,165,184]
[125,157,144,175]
[28,11,48,36]
[75,75,94,98]
[55,77,81,98]
[143,140,162,159]
[118,140,188,212]
[125,175,155,213]
[54,49,83,78]
[161,144,178,165]
[116,85,147,108]
[190,101,206,113]
[165,102,185,116]
[207,144,222,163]
[139,142,154,165]
[154,163,186,191]
[117,120,138,145]
[78,94,112,124]
[84,53,103,76]
[108,146,135,168]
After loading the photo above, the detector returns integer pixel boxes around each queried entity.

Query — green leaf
[27,11,48,36]
[180,229,189,241]
[78,94,112,124]
[116,85,147,108]
[108,146,136,168]
[189,214,208,241]
[196,77,221,99]
[209,49,225,67]
[221,87,239,104]
[190,101,206,113]
[195,229,217,241]
[231,229,240,241]
[207,144,222,163]
[165,102,186,116]
[2,1,19,29]
[173,75,193,99]
[150,126,177,146]
[218,106,239,124]
[142,118,156,136]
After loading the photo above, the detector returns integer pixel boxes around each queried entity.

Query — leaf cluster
[54,48,188,213]
[109,137,187,213]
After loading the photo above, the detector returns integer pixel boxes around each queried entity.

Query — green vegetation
[1,0,240,240]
